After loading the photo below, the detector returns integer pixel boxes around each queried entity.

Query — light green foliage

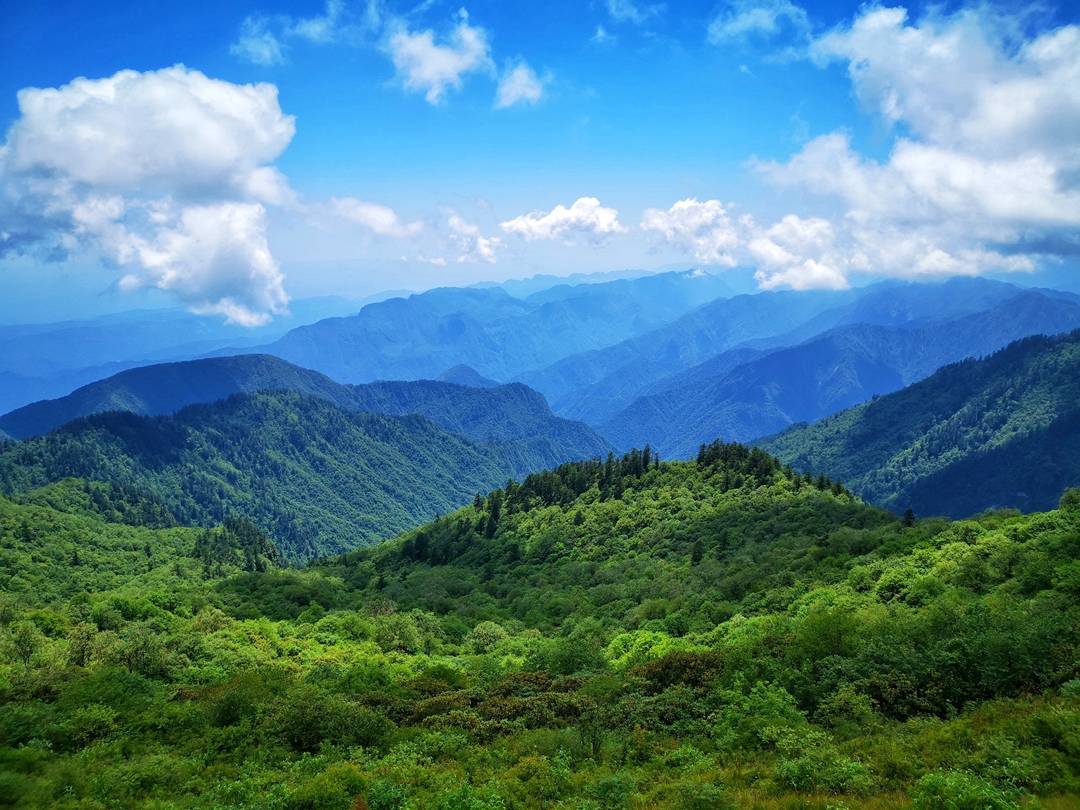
[0,444,1077,807]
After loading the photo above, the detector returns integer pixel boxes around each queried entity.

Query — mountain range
[0,296,375,413]
[0,390,571,560]
[240,270,734,383]
[0,355,611,468]
[603,289,1080,457]
[4,272,1080,524]
[760,329,1080,517]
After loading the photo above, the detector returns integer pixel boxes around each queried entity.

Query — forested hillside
[1,444,1077,808]
[0,355,356,439]
[0,356,612,472]
[0,392,522,559]
[761,330,1080,516]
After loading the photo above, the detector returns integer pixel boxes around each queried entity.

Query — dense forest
[761,330,1080,516]
[1,445,1077,808]
[0,392,520,560]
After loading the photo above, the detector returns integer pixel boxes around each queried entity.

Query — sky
[1,0,1078,324]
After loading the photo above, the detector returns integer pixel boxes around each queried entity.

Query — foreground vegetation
[1,445,1078,808]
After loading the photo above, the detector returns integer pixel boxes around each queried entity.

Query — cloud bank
[0,66,295,324]
[756,6,1080,285]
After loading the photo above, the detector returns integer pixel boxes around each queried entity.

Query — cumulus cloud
[448,214,500,263]
[500,197,626,242]
[747,215,848,290]
[330,197,422,238]
[387,10,493,104]
[707,0,810,44]
[0,65,296,324]
[495,61,546,109]
[759,6,1080,280]
[640,198,743,265]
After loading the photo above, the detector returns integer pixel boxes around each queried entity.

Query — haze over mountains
[603,289,1080,457]
[0,296,377,413]
[4,269,1080,527]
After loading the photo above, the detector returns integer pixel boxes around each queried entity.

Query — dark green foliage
[0,392,532,559]
[0,354,611,474]
[762,329,1080,517]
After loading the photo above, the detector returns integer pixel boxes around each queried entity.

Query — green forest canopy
[1,443,1078,808]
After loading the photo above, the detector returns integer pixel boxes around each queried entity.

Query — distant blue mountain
[438,364,500,387]
[239,270,735,383]
[0,295,373,412]
[519,277,1055,427]
[602,288,1080,457]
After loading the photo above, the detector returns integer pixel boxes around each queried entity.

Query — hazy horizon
[3,0,1079,326]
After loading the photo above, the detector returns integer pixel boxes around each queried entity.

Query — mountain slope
[3,442,1079,807]
[437,364,500,387]
[759,329,1080,516]
[346,380,612,468]
[251,270,732,383]
[0,356,613,469]
[0,297,370,412]
[518,288,853,422]
[0,355,355,439]
[520,278,1063,426]
[0,392,523,559]
[604,290,1080,456]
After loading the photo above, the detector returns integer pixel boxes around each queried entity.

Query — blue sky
[1,0,1078,323]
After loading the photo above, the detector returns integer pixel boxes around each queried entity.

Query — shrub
[274,686,393,752]
[365,780,408,810]
[52,703,119,750]
[772,728,872,795]
[285,763,367,810]
[674,782,736,810]
[712,682,807,753]
[910,770,1019,810]
[465,620,508,653]
[1059,488,1080,512]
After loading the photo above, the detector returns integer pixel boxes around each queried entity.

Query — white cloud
[495,61,546,109]
[231,17,286,65]
[2,67,295,202]
[330,197,422,238]
[640,198,742,265]
[707,0,810,43]
[605,0,661,25]
[500,197,626,242]
[387,10,493,104]
[747,215,848,290]
[0,66,296,324]
[759,7,1080,280]
[290,0,346,44]
[109,203,287,326]
[231,0,377,65]
[448,214,500,263]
